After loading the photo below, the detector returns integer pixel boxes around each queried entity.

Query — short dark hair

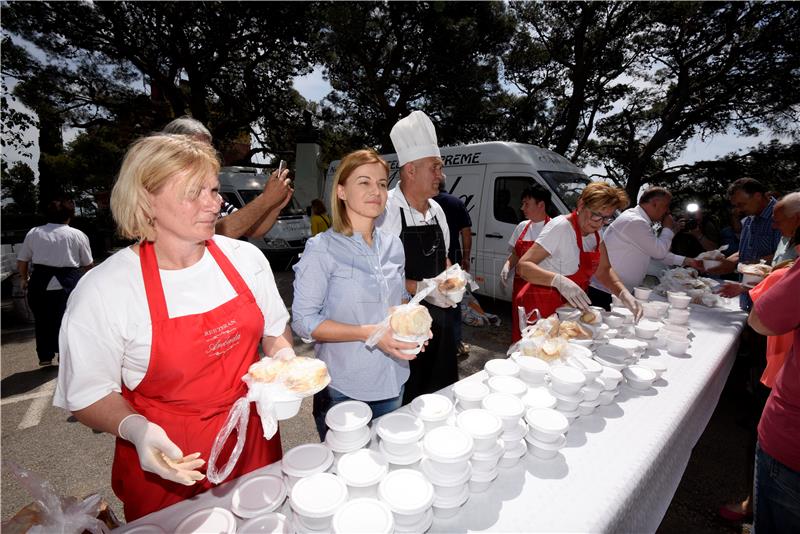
[639,186,671,205]
[728,177,767,198]
[521,184,551,205]
[45,198,75,224]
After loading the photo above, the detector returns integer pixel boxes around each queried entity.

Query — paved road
[1,268,748,533]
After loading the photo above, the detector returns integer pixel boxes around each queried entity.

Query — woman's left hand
[374,326,423,361]
[619,289,643,323]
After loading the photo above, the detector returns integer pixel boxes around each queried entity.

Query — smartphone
[276,159,287,178]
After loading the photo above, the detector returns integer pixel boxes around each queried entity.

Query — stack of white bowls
[375,412,426,470]
[452,380,490,411]
[486,375,528,398]
[324,401,373,460]
[547,365,586,421]
[282,443,335,490]
[596,366,623,405]
[378,469,435,533]
[336,449,389,499]
[456,408,504,476]
[290,472,349,533]
[331,498,394,534]
[521,386,557,411]
[423,425,477,505]
[484,358,521,379]
[514,355,549,386]
[623,365,658,390]
[410,393,454,432]
[524,408,570,460]
[566,352,604,417]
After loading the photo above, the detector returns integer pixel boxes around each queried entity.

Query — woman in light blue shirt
[292,149,419,439]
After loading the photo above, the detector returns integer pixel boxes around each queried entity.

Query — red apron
[511,217,550,342]
[514,212,601,340]
[111,240,282,521]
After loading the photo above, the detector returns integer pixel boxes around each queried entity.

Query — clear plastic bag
[2,460,109,534]
[206,397,250,484]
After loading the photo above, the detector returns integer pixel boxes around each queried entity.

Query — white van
[219,167,311,265]
[324,142,590,301]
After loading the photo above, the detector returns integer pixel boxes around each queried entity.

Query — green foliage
[1,161,38,214]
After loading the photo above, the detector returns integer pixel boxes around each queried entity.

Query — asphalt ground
[1,266,751,533]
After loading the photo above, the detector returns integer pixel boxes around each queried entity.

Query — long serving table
[116,300,747,533]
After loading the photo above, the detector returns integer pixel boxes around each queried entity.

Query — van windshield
[238,189,305,217]
[538,171,590,211]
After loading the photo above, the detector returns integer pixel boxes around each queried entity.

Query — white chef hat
[390,110,441,166]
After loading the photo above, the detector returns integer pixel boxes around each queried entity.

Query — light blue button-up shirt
[291,228,409,401]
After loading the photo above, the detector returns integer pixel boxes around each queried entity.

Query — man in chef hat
[376,110,460,404]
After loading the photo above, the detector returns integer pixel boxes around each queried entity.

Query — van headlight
[263,238,290,249]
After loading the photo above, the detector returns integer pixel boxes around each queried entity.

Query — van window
[494,177,532,224]
[220,192,242,209]
[538,171,590,211]
[239,189,305,217]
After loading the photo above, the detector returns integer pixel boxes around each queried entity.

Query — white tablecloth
[116,300,747,533]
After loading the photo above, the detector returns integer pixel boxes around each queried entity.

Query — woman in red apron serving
[53,135,291,520]
[515,183,642,330]
[499,185,553,342]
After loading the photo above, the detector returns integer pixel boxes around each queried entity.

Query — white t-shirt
[535,215,599,276]
[507,219,549,252]
[376,185,450,256]
[54,235,290,412]
[16,223,93,290]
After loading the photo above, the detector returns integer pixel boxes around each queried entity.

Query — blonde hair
[579,182,630,212]
[331,149,390,236]
[111,134,220,241]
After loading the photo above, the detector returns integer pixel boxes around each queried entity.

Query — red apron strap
[205,239,251,296]
[139,241,169,323]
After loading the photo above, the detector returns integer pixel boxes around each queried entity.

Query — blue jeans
[754,442,800,534]
[312,385,404,441]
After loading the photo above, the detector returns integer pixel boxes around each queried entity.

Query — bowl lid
[290,473,348,518]
[419,457,472,486]
[375,413,425,445]
[175,507,237,534]
[456,408,502,439]
[484,358,520,376]
[525,407,569,435]
[282,443,334,477]
[238,513,289,534]
[332,498,394,534]
[515,356,549,373]
[452,380,490,402]
[325,400,372,432]
[548,365,586,385]
[231,474,287,518]
[600,366,623,381]
[487,375,528,397]
[623,365,657,381]
[410,394,453,421]
[566,353,602,375]
[423,425,474,462]
[378,469,434,515]
[521,387,557,410]
[336,449,388,487]
[481,392,525,418]
[325,425,371,453]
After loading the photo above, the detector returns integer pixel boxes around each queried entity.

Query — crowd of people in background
[12,109,798,531]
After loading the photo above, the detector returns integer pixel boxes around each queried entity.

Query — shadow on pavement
[1,366,58,398]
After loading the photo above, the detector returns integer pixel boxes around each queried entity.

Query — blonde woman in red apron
[53,135,290,520]
[515,183,642,328]
[499,185,553,342]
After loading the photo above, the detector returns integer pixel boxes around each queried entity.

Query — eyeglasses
[587,209,616,224]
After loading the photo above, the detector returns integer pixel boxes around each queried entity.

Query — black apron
[27,264,83,361]
[399,208,459,405]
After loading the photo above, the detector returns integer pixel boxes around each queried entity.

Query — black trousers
[27,288,69,362]
[587,286,613,311]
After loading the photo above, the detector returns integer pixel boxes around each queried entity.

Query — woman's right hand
[551,274,591,310]
[373,326,422,361]
[118,414,206,486]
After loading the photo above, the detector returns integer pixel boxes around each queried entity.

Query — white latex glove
[118,414,205,486]
[272,347,296,361]
[500,261,511,288]
[618,289,644,323]
[550,274,591,310]
[418,278,457,308]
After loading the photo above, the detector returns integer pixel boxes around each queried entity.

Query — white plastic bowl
[290,473,349,531]
[598,366,623,390]
[667,309,690,325]
[484,358,521,378]
[634,320,661,339]
[375,413,425,445]
[514,356,550,385]
[432,484,470,519]
[521,387,557,410]
[603,313,625,328]
[481,393,526,432]
[452,380,490,410]
[456,409,503,451]
[175,507,237,534]
[550,388,583,412]
[336,449,389,498]
[282,443,334,489]
[610,307,634,324]
[577,401,599,416]
[593,354,627,371]
[419,457,471,488]
[623,365,657,390]
[498,439,527,469]
[565,352,602,380]
[378,469,434,527]
[468,468,498,493]
[231,474,287,519]
[393,333,427,355]
[326,400,372,434]
[501,419,529,442]
[580,379,604,402]
[548,365,586,395]
[272,392,303,421]
[487,375,528,398]
[524,408,569,442]
[668,294,692,309]
[423,425,474,466]
[597,389,619,405]
[332,498,394,534]
[470,439,504,472]
[639,359,667,379]
[555,306,580,320]
[667,337,691,355]
[608,338,644,357]
[662,323,690,337]
[410,394,453,431]
[379,439,424,466]
[325,424,371,453]
[633,287,652,300]
[525,432,567,460]
[238,513,290,534]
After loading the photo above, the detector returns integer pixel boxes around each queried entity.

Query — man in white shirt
[588,186,701,308]
[17,197,93,366]
[376,110,458,404]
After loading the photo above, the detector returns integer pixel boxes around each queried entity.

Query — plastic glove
[500,261,511,288]
[375,326,426,361]
[272,347,296,361]
[550,274,591,310]
[618,289,643,323]
[118,414,205,486]
[418,279,457,308]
